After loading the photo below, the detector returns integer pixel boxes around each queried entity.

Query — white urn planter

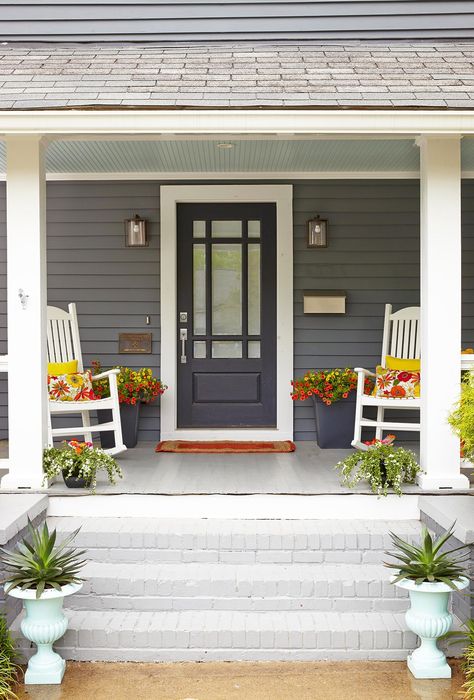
[394,576,469,679]
[8,582,82,685]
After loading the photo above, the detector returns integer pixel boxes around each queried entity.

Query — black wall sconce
[307,215,328,248]
[125,215,148,247]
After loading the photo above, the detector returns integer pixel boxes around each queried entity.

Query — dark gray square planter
[312,394,356,449]
[97,402,141,449]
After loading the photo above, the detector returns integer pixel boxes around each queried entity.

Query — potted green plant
[0,520,86,685]
[448,373,474,462]
[0,615,20,699]
[291,368,373,448]
[92,361,167,448]
[43,439,123,492]
[335,435,421,495]
[384,523,470,679]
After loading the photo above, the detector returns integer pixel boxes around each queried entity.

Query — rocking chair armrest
[354,367,376,377]
[92,368,120,381]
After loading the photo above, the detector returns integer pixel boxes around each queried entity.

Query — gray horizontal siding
[1,1,474,41]
[0,178,473,445]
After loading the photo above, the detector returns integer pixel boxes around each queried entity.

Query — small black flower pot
[311,393,356,449]
[97,402,141,449]
[62,471,91,489]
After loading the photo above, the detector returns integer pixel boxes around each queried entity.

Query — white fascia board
[0,109,474,136]
[43,170,421,181]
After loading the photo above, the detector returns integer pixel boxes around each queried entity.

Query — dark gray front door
[177,202,277,428]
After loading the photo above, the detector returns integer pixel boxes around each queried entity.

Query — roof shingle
[0,41,474,109]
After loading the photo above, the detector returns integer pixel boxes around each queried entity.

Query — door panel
[177,202,277,428]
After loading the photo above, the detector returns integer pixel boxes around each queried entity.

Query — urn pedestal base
[407,645,451,679]
[25,647,66,685]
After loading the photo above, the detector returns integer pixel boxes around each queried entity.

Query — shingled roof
[0,41,474,110]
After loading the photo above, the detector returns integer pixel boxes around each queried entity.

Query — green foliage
[0,615,20,700]
[441,619,474,699]
[0,519,86,599]
[449,375,474,461]
[43,441,123,493]
[335,443,421,496]
[385,523,469,589]
[464,633,474,700]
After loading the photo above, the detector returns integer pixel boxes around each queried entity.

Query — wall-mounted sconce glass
[307,215,328,248]
[125,215,148,247]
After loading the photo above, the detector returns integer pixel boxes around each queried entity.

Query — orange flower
[390,385,406,398]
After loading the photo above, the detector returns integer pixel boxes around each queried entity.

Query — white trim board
[160,184,294,441]
[47,494,420,520]
[2,108,474,135]
[43,171,421,181]
[2,170,474,181]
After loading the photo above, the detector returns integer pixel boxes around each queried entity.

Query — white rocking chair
[352,304,420,449]
[47,303,126,455]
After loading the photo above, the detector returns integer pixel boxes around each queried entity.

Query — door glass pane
[193,220,206,238]
[248,243,261,336]
[248,340,261,358]
[248,220,261,238]
[193,341,206,358]
[211,221,242,238]
[212,244,242,335]
[193,244,206,335]
[212,341,242,358]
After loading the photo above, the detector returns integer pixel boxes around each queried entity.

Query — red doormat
[155,440,296,454]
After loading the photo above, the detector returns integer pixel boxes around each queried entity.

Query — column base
[408,652,451,679]
[0,471,45,490]
[417,472,470,490]
[25,657,65,685]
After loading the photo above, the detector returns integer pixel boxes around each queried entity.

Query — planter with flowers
[92,361,167,448]
[335,435,421,495]
[291,368,373,448]
[43,439,123,492]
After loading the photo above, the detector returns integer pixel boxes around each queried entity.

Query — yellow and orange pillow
[373,356,420,399]
[47,360,97,402]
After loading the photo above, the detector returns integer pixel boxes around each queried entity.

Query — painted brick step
[70,561,408,613]
[49,517,421,564]
[11,609,419,662]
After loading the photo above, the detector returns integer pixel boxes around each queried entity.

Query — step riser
[83,548,393,564]
[68,595,409,613]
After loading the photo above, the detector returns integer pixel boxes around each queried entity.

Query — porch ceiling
[1,136,474,175]
[0,137,421,174]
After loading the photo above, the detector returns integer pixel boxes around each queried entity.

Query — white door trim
[160,184,294,440]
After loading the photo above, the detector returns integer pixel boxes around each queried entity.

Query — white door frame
[160,184,294,440]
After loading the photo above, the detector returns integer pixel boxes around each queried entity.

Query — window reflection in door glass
[193,244,206,335]
[212,244,242,335]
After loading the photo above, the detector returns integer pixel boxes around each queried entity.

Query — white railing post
[1,135,48,489]
[417,135,470,489]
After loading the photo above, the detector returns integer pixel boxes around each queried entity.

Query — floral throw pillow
[373,366,420,399]
[48,371,98,402]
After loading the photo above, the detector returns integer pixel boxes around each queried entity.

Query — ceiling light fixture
[216,143,234,149]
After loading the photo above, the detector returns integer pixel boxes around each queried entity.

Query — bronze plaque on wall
[119,333,152,354]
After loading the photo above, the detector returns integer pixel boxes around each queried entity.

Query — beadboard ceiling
[0,138,423,174]
[0,137,472,175]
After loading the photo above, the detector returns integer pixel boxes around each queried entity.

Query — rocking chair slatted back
[46,303,84,371]
[381,304,420,363]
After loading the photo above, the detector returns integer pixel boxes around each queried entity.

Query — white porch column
[418,136,469,489]
[1,136,48,489]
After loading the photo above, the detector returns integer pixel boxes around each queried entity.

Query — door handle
[180,328,188,364]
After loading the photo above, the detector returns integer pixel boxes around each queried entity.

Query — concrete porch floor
[38,440,474,496]
[15,660,465,700]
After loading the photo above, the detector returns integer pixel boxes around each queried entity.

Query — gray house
[0,0,474,668]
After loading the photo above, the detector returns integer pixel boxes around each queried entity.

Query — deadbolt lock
[179,311,188,323]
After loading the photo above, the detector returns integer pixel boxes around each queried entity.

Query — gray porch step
[70,561,408,613]
[11,609,419,662]
[49,517,421,564]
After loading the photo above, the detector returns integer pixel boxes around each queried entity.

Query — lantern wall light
[125,215,148,247]
[307,215,328,248]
